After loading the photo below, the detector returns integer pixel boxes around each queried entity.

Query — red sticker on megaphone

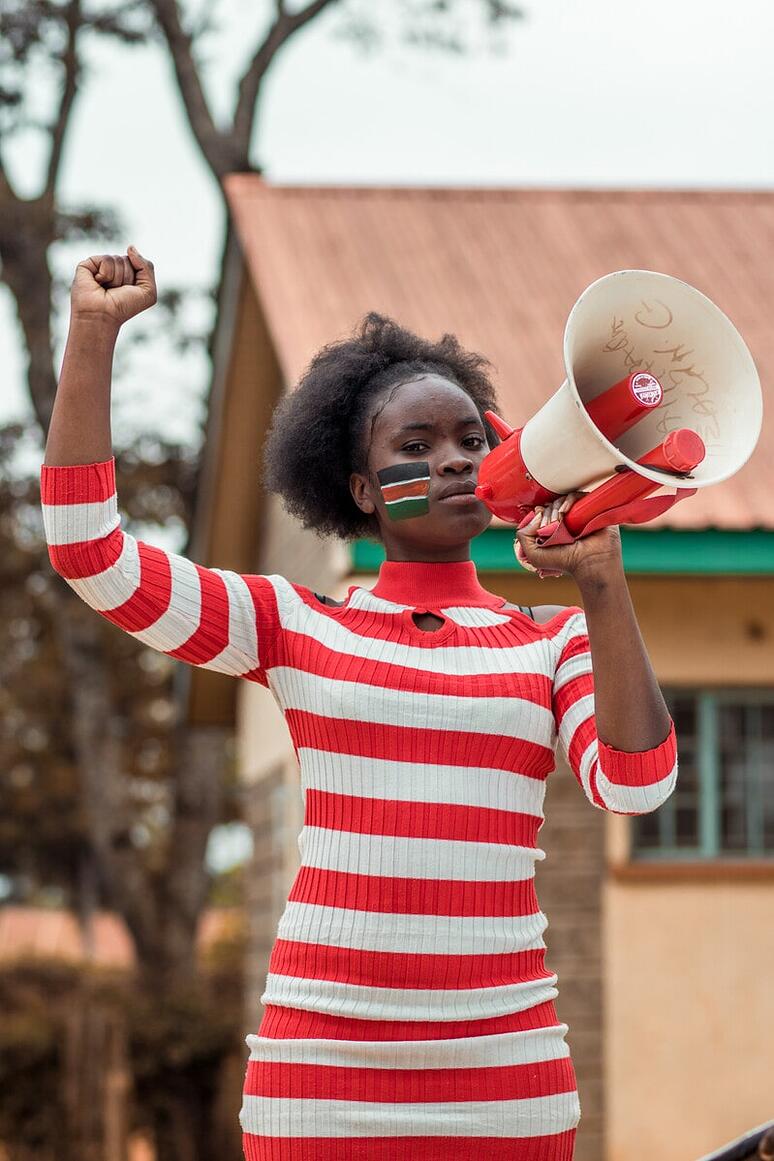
[630,372,663,407]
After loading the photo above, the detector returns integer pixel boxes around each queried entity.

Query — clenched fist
[70,245,157,331]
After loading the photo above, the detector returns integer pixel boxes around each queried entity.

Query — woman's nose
[439,452,475,474]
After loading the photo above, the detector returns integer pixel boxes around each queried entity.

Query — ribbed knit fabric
[40,457,678,1161]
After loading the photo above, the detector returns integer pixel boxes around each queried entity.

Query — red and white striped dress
[41,457,678,1161]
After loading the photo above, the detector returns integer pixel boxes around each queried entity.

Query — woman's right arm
[42,248,282,685]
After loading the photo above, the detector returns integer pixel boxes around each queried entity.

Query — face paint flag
[377,461,431,520]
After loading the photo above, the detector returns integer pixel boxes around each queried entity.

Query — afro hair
[262,312,501,542]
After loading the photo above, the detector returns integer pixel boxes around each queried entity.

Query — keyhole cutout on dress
[411,611,446,633]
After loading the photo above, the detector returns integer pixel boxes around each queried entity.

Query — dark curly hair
[262,313,501,541]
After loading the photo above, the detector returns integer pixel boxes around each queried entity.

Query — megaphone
[475,270,763,545]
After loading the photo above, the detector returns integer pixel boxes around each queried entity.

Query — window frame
[630,687,774,863]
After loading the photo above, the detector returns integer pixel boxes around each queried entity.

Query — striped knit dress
[40,456,678,1161]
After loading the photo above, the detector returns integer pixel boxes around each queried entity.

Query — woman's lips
[437,491,480,504]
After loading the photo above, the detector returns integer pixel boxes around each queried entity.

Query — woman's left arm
[517,502,671,751]
[574,554,671,750]
[517,503,677,816]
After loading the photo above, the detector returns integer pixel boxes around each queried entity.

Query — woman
[42,247,678,1160]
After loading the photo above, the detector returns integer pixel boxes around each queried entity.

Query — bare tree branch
[290,0,341,32]
[232,0,339,154]
[149,0,340,177]
[149,0,242,177]
[45,0,82,198]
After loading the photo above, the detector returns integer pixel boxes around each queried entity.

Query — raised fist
[70,246,157,330]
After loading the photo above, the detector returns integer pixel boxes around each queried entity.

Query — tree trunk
[55,597,232,1161]
[0,206,58,434]
[63,987,128,1161]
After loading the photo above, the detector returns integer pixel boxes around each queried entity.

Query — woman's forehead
[373,375,478,428]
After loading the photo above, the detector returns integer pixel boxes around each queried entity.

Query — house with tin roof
[185,179,774,1161]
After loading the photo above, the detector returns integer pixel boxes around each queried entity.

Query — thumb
[126,244,155,288]
[514,537,539,574]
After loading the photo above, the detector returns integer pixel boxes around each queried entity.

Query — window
[631,690,774,860]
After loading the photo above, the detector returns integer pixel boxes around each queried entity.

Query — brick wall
[538,757,607,1161]
[244,756,308,1029]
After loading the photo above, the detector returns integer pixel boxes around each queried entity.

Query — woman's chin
[423,507,492,543]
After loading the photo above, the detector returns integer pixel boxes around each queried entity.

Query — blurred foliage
[0,961,69,1157]
[0,923,246,1158]
[0,423,242,905]
[337,0,523,54]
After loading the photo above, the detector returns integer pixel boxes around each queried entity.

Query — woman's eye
[402,435,484,454]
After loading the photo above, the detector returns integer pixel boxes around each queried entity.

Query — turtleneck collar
[369,558,505,608]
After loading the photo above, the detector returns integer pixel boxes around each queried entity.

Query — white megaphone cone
[475,270,763,544]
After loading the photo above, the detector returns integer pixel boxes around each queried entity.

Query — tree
[0,2,522,1158]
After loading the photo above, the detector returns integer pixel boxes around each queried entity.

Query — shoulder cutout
[502,602,569,625]
[530,604,570,625]
[313,592,345,609]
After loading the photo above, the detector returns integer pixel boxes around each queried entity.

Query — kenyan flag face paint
[376,461,431,520]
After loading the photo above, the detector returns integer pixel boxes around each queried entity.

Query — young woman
[42,247,677,1161]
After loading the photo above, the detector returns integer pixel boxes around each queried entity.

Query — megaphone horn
[475,270,762,544]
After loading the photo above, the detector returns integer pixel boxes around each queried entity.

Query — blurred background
[1,2,773,1160]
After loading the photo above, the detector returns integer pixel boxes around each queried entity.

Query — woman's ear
[350,471,376,515]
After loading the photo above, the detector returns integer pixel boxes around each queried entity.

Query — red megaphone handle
[561,428,704,538]
[563,470,657,538]
[537,489,697,546]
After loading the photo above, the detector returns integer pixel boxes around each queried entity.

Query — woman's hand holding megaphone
[514,492,623,581]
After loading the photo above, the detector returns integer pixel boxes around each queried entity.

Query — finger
[538,520,560,541]
[111,255,125,286]
[513,538,539,573]
[540,503,556,529]
[96,255,115,285]
[120,254,135,285]
[518,510,543,542]
[109,255,126,286]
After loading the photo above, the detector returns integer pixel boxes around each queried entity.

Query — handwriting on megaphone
[602,299,721,445]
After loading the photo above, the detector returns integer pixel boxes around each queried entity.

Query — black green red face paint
[376,461,431,520]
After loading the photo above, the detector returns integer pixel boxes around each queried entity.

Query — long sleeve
[40,457,283,686]
[551,609,678,815]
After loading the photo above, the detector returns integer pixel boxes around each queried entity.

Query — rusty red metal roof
[224,177,772,530]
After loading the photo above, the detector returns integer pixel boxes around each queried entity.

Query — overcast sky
[4,0,774,444]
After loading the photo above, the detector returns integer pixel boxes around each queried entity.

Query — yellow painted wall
[604,880,774,1161]
[599,575,774,1160]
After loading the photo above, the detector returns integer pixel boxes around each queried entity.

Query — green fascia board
[350,528,774,575]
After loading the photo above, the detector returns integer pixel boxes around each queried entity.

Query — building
[187,179,774,1161]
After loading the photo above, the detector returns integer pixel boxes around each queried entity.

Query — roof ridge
[224,174,774,201]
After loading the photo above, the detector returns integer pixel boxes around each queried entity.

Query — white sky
[3,0,774,444]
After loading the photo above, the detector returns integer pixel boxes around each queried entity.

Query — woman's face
[350,374,494,558]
